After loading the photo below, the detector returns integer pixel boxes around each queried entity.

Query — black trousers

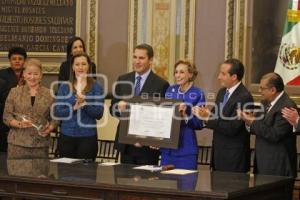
[0,132,8,152]
[120,145,159,165]
[58,134,98,160]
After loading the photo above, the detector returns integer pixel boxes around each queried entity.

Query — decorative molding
[87,0,98,63]
[225,0,248,84]
[184,0,190,58]
[42,63,61,74]
[289,96,300,106]
[128,0,195,82]
[235,0,246,62]
[185,0,195,61]
[76,0,82,36]
[225,0,246,60]
[0,62,61,74]
[127,0,139,70]
[152,0,173,80]
[236,1,300,99]
[133,0,138,47]
[225,0,234,59]
[0,52,66,58]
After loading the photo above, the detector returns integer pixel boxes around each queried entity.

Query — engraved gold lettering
[49,26,73,34]
[26,44,50,52]
[20,26,47,33]
[35,35,69,43]
[52,45,66,52]
[0,25,19,32]
[21,7,46,14]
[0,6,21,14]
[0,0,75,52]
[25,0,74,7]
[0,16,74,26]
[0,34,34,42]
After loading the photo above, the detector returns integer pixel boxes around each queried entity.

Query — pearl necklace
[178,82,193,94]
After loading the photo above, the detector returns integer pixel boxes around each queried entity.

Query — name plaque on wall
[0,0,77,53]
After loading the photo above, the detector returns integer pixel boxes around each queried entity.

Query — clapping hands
[237,109,255,126]
[192,106,210,121]
[282,107,299,127]
[74,93,87,110]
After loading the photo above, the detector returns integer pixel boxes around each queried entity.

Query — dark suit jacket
[0,68,19,92]
[0,79,9,132]
[110,71,169,160]
[0,68,19,133]
[296,118,300,132]
[251,92,297,177]
[58,60,97,81]
[206,83,253,173]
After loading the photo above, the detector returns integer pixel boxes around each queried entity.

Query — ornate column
[128,0,195,82]
[86,0,98,64]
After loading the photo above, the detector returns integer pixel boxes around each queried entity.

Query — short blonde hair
[23,58,42,72]
[20,58,42,86]
[174,60,198,81]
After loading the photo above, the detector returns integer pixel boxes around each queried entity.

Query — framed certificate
[118,96,182,149]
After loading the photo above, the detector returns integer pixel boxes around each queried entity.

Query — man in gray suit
[240,73,297,177]
[110,43,169,165]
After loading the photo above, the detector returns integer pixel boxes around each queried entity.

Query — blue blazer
[161,84,205,156]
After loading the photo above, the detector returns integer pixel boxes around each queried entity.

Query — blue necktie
[134,76,142,96]
[222,89,230,106]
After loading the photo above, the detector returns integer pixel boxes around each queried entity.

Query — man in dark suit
[193,58,253,172]
[110,43,169,165]
[240,73,297,177]
[0,47,27,152]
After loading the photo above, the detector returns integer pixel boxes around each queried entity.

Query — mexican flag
[275,0,300,85]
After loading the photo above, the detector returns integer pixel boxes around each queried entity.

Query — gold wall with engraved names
[0,0,99,75]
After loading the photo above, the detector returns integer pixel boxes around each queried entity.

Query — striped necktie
[134,76,142,96]
[265,103,272,113]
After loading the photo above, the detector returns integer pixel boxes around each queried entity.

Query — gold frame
[0,0,81,58]
[118,97,182,149]
[225,0,300,104]
[86,0,98,64]
[128,0,195,83]
[225,0,247,67]
[0,0,99,74]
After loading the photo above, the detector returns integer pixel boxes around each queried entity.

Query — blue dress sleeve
[82,83,104,120]
[54,83,75,118]
[185,89,205,130]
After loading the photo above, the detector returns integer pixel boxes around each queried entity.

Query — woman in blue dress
[160,60,205,169]
[55,52,104,160]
